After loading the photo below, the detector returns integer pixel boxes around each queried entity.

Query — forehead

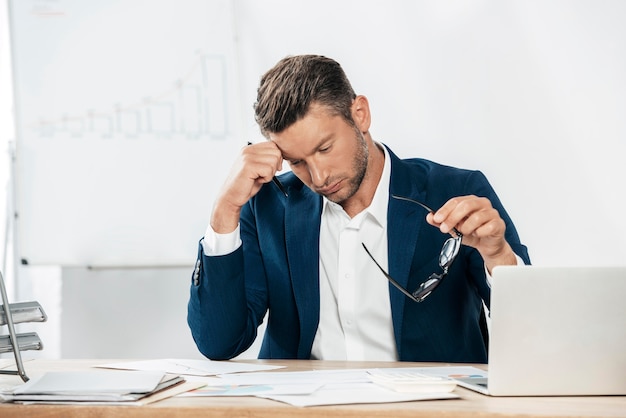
[269,103,350,156]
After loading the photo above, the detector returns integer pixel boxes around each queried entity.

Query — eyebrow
[280,134,334,161]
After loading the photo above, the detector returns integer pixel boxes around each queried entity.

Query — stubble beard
[325,130,369,205]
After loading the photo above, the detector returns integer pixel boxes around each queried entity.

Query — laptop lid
[477,265,626,396]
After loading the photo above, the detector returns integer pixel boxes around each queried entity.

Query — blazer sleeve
[466,170,530,265]
[461,170,531,307]
[187,204,269,360]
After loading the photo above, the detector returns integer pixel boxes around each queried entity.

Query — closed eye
[318,141,333,153]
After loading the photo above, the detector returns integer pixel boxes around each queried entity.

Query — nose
[307,160,327,188]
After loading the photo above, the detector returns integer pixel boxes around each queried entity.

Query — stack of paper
[183,368,460,407]
[0,370,193,405]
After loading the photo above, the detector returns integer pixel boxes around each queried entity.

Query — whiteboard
[9,0,626,268]
[10,0,242,266]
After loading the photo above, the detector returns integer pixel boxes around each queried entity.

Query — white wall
[59,267,207,359]
[233,0,626,268]
[1,0,625,360]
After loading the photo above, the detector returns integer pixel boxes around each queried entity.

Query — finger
[241,144,283,181]
[456,207,503,238]
[245,141,284,172]
[432,196,480,233]
[473,217,506,239]
[465,218,510,258]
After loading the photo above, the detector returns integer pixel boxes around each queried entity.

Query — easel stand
[0,142,44,381]
[0,269,45,382]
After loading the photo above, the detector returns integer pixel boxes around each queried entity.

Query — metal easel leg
[0,269,29,382]
[1,142,29,381]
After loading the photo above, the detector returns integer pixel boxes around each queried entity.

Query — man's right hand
[210,141,283,233]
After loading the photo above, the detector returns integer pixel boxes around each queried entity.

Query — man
[188,55,530,363]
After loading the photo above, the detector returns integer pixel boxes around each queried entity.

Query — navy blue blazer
[188,145,530,363]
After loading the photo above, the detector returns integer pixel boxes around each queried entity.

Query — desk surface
[0,359,624,418]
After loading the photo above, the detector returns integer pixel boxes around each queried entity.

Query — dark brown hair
[254,55,357,137]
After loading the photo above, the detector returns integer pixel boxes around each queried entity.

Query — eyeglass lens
[440,236,462,271]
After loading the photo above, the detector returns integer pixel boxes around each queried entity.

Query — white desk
[1,359,624,418]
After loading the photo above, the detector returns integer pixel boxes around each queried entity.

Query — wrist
[210,198,242,234]
[483,242,517,275]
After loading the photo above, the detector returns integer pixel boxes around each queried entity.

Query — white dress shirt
[310,146,397,361]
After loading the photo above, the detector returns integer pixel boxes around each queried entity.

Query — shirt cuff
[485,254,525,288]
[202,223,242,256]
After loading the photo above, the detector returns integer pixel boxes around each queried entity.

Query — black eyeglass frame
[362,195,463,303]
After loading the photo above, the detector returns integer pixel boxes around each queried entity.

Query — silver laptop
[454,265,626,396]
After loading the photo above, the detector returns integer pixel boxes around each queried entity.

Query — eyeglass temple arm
[361,243,420,303]
[391,194,462,239]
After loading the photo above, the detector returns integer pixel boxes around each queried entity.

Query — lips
[317,180,342,196]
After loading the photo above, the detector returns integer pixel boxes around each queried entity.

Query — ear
[351,95,371,134]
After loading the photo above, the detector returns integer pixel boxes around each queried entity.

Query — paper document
[215,368,371,386]
[98,358,285,376]
[187,367,460,406]
[181,383,324,397]
[405,366,488,379]
[259,382,458,407]
[14,370,169,395]
[0,370,189,405]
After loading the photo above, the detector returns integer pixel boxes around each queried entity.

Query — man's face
[269,103,369,205]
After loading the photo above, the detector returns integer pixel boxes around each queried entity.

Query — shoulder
[384,145,493,203]
[402,157,485,183]
[388,146,486,183]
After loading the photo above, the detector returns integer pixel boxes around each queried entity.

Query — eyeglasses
[362,195,463,302]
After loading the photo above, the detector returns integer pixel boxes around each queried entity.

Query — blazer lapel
[386,148,429,357]
[285,186,323,358]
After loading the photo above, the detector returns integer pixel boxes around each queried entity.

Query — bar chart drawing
[31,54,229,141]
